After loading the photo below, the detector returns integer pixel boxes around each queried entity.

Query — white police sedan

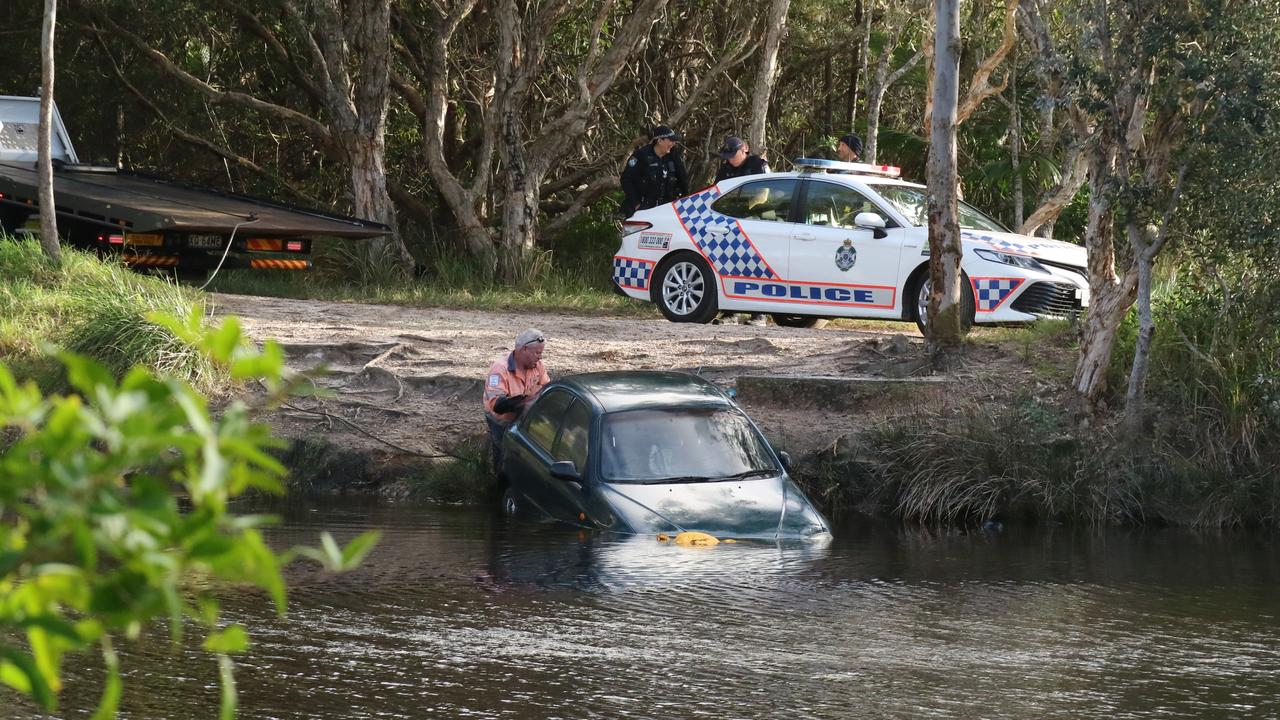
[612,158,1089,331]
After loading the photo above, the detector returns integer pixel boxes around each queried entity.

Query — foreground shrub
[0,311,378,718]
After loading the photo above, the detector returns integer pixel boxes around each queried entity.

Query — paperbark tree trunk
[748,0,792,153]
[926,0,964,363]
[37,0,62,265]
[1072,144,1135,406]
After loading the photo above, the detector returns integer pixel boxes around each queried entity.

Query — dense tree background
[1,0,1276,440]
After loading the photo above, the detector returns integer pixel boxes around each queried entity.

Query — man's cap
[650,125,682,143]
[718,136,747,159]
[838,133,864,156]
[515,328,546,349]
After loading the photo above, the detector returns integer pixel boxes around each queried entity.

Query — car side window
[804,181,886,230]
[552,399,592,469]
[712,179,797,223]
[522,390,574,453]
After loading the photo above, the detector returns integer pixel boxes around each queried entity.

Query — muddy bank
[211,293,1021,492]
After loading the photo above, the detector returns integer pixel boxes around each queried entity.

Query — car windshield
[599,407,779,483]
[872,185,1009,232]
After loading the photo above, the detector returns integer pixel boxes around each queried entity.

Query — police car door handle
[795,232,816,242]
[706,227,728,237]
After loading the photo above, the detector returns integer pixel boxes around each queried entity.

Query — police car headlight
[974,248,1047,273]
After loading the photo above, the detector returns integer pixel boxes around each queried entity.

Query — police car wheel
[652,253,718,323]
[771,315,829,329]
[911,273,975,336]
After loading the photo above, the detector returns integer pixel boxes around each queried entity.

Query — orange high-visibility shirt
[483,353,550,423]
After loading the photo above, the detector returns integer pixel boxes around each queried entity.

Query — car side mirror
[550,460,582,482]
[854,212,888,239]
[778,451,793,472]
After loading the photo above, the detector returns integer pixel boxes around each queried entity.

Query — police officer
[619,125,689,217]
[836,133,864,163]
[714,136,770,183]
[483,328,551,471]
[712,135,771,327]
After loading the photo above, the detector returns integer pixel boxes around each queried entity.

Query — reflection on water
[19,500,1280,719]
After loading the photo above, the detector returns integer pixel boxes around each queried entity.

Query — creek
[27,500,1280,719]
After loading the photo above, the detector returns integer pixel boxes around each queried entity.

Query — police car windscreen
[599,408,777,483]
[874,185,1009,232]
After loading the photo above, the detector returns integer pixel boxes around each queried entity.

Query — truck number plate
[187,235,224,249]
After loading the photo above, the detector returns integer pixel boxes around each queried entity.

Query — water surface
[15,501,1280,719]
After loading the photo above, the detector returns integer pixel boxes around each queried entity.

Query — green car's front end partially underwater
[500,371,832,540]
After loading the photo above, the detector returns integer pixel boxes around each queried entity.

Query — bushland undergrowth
[798,276,1280,529]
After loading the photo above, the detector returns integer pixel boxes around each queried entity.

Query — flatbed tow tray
[0,160,390,238]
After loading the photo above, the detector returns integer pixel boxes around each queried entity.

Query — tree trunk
[865,47,922,164]
[1020,144,1087,237]
[1072,145,1135,407]
[1073,278,1134,408]
[1009,49,1024,228]
[748,0,792,153]
[926,0,964,362]
[853,0,872,130]
[347,132,411,271]
[37,0,62,265]
[1123,230,1155,434]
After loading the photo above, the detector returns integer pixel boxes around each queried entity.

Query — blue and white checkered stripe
[972,278,1024,311]
[613,257,653,290]
[675,189,777,279]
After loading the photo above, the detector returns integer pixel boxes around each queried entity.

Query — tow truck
[0,95,389,273]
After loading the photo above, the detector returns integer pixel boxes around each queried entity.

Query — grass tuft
[0,237,224,393]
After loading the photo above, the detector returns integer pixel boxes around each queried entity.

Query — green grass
[0,237,224,393]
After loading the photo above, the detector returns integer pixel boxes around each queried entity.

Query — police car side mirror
[855,212,888,240]
[778,451,793,472]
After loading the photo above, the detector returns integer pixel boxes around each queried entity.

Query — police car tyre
[911,271,975,336]
[652,252,719,324]
[771,315,829,329]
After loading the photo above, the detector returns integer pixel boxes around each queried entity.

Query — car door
[705,178,798,309]
[506,389,576,519]
[789,179,905,318]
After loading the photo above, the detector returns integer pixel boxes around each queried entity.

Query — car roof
[555,370,734,414]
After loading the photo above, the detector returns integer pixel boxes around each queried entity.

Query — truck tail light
[285,240,305,252]
[97,233,124,245]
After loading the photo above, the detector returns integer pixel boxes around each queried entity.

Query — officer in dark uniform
[714,136,769,183]
[712,135,773,328]
[619,125,689,217]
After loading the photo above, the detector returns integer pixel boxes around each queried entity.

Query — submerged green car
[500,370,832,540]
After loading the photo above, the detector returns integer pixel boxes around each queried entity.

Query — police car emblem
[835,239,857,271]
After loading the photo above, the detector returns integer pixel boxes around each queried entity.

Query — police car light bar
[792,157,901,178]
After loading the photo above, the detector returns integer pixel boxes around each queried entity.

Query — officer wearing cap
[714,136,770,183]
[619,125,689,217]
[483,328,551,470]
[712,135,771,327]
[836,133,864,163]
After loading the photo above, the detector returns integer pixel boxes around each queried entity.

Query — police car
[612,158,1089,331]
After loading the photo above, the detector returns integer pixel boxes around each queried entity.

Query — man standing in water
[483,329,551,471]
